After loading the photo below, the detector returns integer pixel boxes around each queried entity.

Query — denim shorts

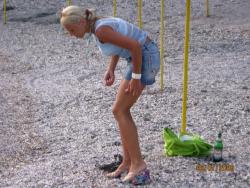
[124,40,160,85]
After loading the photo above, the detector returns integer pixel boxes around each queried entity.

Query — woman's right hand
[103,70,115,86]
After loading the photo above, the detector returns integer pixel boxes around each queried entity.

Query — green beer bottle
[212,132,223,162]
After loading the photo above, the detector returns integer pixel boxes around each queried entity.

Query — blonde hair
[60,5,96,26]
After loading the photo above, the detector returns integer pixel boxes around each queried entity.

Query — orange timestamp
[196,163,235,172]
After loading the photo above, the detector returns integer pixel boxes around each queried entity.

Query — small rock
[113,141,121,146]
[2,5,15,11]
[193,101,199,106]
[143,117,150,121]
[143,113,151,121]
[243,107,250,113]
[224,122,233,127]
[201,89,207,93]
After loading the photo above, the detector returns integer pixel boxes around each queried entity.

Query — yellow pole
[181,0,191,135]
[205,0,209,17]
[114,0,117,17]
[67,0,72,6]
[160,0,165,91]
[138,0,142,29]
[3,0,7,24]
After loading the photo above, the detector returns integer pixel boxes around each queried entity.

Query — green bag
[163,127,212,157]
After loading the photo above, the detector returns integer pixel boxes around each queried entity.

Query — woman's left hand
[125,79,143,96]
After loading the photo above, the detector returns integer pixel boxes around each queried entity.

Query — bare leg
[109,80,147,181]
[106,130,130,178]
[107,80,133,177]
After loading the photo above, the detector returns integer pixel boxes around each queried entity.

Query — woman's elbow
[131,41,142,53]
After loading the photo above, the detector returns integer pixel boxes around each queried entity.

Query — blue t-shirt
[93,17,148,58]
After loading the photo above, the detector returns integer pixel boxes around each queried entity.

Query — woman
[60,5,160,185]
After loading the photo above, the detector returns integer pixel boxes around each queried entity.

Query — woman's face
[64,19,88,38]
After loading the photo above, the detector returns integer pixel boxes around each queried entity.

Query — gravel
[0,0,249,187]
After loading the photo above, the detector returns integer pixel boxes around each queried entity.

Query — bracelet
[132,73,141,79]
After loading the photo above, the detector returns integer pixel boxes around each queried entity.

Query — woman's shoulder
[95,17,126,31]
[97,17,124,23]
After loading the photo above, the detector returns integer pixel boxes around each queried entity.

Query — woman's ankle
[120,157,131,165]
[129,160,147,172]
[117,162,130,170]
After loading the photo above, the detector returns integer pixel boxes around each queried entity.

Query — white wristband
[132,73,141,79]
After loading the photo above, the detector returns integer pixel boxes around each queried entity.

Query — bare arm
[108,55,120,72]
[103,55,119,86]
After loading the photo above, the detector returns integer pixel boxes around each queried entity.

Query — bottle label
[213,149,222,161]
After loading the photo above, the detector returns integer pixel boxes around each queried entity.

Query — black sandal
[96,154,123,173]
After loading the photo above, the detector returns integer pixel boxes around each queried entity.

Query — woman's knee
[112,104,130,118]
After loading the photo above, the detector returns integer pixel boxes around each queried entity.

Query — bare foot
[122,161,147,182]
[106,163,130,178]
